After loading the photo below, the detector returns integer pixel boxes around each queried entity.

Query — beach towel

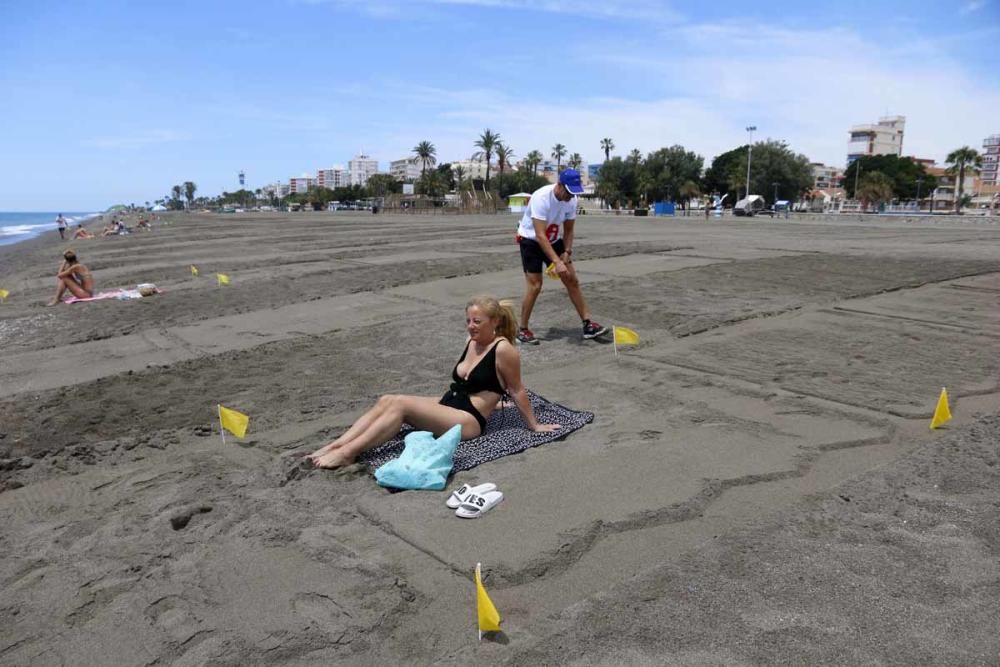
[63,288,159,304]
[374,424,462,490]
[359,391,594,473]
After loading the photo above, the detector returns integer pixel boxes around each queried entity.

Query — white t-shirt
[517,184,576,243]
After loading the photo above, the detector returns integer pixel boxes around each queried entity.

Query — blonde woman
[308,295,560,469]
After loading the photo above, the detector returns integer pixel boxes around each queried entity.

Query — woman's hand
[532,423,562,433]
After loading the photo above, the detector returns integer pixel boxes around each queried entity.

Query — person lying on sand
[72,224,95,240]
[307,295,560,469]
[48,249,95,305]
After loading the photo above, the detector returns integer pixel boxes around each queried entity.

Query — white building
[847,115,905,165]
[288,176,315,194]
[450,159,489,180]
[389,157,425,182]
[981,134,999,186]
[316,166,349,190]
[349,154,379,186]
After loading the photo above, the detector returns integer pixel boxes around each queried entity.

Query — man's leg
[559,265,592,321]
[521,271,543,328]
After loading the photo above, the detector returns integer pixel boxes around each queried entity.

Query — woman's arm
[57,264,80,279]
[496,341,560,433]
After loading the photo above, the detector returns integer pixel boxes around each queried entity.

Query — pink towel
[63,288,154,304]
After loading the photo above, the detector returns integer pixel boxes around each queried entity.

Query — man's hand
[553,259,569,276]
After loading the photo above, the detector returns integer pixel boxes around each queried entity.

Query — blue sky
[1,0,997,210]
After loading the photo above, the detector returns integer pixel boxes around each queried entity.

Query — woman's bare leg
[48,278,69,305]
[313,395,479,469]
[307,397,392,461]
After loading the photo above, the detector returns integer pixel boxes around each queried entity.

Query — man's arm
[531,218,564,266]
[563,217,576,256]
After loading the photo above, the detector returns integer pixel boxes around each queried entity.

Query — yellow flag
[545,262,559,279]
[219,404,249,438]
[191,265,199,276]
[475,563,501,637]
[216,273,231,285]
[613,326,640,345]
[0,288,9,300]
[929,387,952,430]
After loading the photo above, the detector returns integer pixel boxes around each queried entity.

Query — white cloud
[960,0,986,14]
[299,0,680,21]
[82,130,187,150]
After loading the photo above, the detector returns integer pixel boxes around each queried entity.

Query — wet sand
[1,210,998,664]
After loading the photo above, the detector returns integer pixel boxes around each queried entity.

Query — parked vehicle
[733,195,765,216]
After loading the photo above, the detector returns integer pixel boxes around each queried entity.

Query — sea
[0,212,103,247]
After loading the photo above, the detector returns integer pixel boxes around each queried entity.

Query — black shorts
[519,237,565,274]
[439,389,487,434]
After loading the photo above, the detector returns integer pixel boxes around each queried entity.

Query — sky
[1,0,998,210]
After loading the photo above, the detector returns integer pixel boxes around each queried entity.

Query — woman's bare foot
[46,300,60,307]
[313,448,356,469]
[306,441,342,463]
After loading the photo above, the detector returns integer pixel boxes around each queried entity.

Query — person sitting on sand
[48,249,95,305]
[72,224,95,240]
[307,295,560,469]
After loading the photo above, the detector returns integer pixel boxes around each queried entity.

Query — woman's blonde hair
[467,295,518,344]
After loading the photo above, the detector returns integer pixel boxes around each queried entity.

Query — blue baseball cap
[558,169,584,195]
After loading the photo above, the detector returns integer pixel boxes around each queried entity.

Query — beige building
[450,159,489,181]
[348,154,378,186]
[811,163,843,189]
[847,115,905,165]
[288,176,315,194]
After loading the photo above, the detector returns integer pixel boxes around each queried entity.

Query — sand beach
[1,210,999,665]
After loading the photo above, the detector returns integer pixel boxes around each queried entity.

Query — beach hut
[507,193,531,213]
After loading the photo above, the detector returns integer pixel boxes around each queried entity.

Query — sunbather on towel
[48,249,95,305]
[308,295,560,469]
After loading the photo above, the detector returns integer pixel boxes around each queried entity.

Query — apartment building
[349,154,379,186]
[981,134,999,186]
[316,166,349,190]
[389,157,424,182]
[847,115,905,165]
[288,176,315,194]
[811,163,843,189]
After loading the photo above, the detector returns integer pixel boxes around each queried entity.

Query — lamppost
[772,182,779,207]
[915,177,923,212]
[745,126,756,199]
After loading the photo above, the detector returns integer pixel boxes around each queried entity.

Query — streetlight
[745,125,756,199]
[772,182,779,207]
[915,177,923,212]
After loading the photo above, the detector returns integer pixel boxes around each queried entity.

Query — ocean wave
[0,223,51,236]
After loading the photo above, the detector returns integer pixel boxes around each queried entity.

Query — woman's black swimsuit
[439,339,505,434]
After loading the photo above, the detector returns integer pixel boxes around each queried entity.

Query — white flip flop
[456,490,504,519]
[446,482,497,509]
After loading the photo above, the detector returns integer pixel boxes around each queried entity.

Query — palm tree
[600,138,615,162]
[628,148,642,163]
[452,165,466,192]
[568,152,583,170]
[183,181,197,210]
[551,143,567,171]
[678,180,701,216]
[495,142,514,195]
[474,129,501,190]
[526,150,543,175]
[858,171,895,212]
[413,140,437,178]
[171,185,183,209]
[945,146,982,213]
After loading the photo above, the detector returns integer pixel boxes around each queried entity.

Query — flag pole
[613,326,618,358]
[476,563,483,641]
[218,404,226,445]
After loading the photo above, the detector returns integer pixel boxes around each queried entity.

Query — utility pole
[745,126,756,199]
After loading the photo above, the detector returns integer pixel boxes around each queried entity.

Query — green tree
[638,145,704,205]
[504,168,551,198]
[628,148,642,163]
[525,150,543,175]
[183,181,197,209]
[597,157,639,208]
[568,152,583,170]
[170,185,183,210]
[600,138,615,162]
[678,180,701,215]
[857,171,894,210]
[495,142,514,195]
[703,146,747,205]
[412,140,436,178]
[474,129,501,191]
[945,146,982,213]
[551,143,567,171]
[365,173,401,197]
[729,141,813,206]
[452,165,466,191]
[841,155,932,200]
